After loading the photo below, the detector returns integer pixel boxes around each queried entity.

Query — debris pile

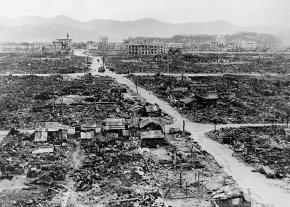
[0,128,74,206]
[129,74,290,124]
[0,52,90,74]
[207,126,290,179]
[106,52,290,74]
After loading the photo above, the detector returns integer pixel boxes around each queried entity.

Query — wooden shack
[172,87,189,98]
[139,117,164,132]
[34,121,67,142]
[101,118,126,136]
[180,96,195,107]
[75,124,97,139]
[195,92,218,106]
[140,130,165,148]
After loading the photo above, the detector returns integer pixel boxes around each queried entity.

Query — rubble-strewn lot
[0,129,75,207]
[0,52,90,74]
[0,74,137,129]
[106,53,290,74]
[0,71,247,206]
[207,126,290,179]
[72,132,240,207]
[129,74,290,124]
[0,127,242,207]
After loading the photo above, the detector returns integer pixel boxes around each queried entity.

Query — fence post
[186,182,188,197]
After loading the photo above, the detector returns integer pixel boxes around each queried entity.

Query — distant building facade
[125,37,168,55]
[52,33,72,51]
[240,41,257,50]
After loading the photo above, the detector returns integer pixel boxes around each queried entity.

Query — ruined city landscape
[1,1,290,207]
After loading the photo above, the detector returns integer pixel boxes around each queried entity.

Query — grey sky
[0,0,288,26]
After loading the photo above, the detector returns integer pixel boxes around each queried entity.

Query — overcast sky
[0,0,288,27]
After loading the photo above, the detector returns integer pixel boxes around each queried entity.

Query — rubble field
[0,74,144,129]
[0,128,242,207]
[105,53,290,74]
[0,52,90,74]
[129,74,290,124]
[0,129,76,207]
[0,71,249,206]
[70,132,241,207]
[207,126,290,180]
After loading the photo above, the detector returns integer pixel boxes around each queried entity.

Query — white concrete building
[52,33,72,51]
[126,39,168,55]
[240,41,257,50]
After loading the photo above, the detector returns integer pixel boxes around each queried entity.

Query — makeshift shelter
[128,117,141,136]
[34,121,67,142]
[101,118,126,136]
[196,92,218,105]
[139,117,164,132]
[76,124,97,139]
[35,129,48,142]
[34,128,67,142]
[172,87,188,98]
[180,96,195,107]
[80,130,95,139]
[140,130,165,148]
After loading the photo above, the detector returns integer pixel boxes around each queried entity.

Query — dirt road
[88,54,290,207]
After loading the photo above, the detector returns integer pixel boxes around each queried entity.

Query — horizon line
[0,14,271,28]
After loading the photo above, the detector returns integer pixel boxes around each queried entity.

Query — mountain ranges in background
[0,15,289,46]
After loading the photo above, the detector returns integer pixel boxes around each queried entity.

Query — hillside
[0,15,286,44]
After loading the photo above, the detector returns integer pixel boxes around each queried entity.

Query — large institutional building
[52,33,72,51]
[126,38,168,55]
[240,41,257,50]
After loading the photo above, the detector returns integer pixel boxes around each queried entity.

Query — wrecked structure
[140,130,165,147]
[34,121,67,142]
[0,51,90,74]
[208,126,290,179]
[129,74,290,124]
[105,51,290,74]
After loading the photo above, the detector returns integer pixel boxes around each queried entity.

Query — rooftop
[140,130,165,139]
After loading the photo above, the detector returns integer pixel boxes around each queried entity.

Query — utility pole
[168,60,170,76]
[135,82,139,95]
